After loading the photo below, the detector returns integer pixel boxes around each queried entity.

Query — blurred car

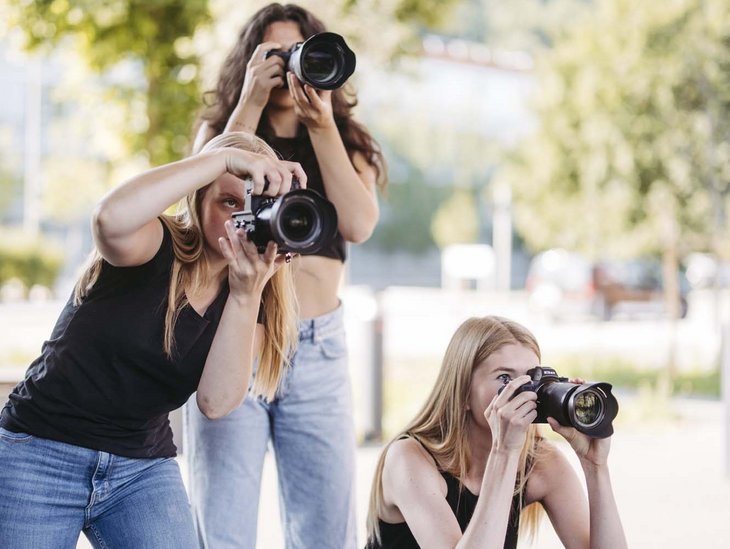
[526,248,689,321]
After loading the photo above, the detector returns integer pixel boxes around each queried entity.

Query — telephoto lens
[265,32,356,90]
[232,188,338,255]
[499,366,619,438]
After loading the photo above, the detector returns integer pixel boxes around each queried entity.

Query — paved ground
[72,395,730,548]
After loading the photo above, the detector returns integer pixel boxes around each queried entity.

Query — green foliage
[430,188,479,248]
[500,0,730,259]
[366,161,449,253]
[9,0,211,165]
[0,229,64,289]
[555,354,721,397]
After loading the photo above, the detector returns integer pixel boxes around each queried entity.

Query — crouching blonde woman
[366,316,627,549]
[0,131,301,549]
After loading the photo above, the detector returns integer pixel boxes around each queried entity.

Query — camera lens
[302,49,338,83]
[573,389,604,427]
[281,203,317,242]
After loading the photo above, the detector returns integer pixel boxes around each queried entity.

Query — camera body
[265,32,356,90]
[500,366,619,438]
[232,179,338,255]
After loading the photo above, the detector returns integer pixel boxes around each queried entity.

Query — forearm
[94,150,227,240]
[196,294,260,419]
[582,462,628,549]
[458,449,521,548]
[224,96,265,134]
[308,124,378,242]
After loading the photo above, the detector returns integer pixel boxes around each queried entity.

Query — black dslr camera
[265,32,356,90]
[232,178,338,255]
[499,366,619,438]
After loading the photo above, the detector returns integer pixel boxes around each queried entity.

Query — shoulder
[382,438,447,507]
[526,439,579,504]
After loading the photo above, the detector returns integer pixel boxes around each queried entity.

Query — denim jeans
[184,305,357,549]
[0,426,197,549]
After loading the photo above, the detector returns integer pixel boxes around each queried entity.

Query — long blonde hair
[366,316,545,545]
[74,131,298,400]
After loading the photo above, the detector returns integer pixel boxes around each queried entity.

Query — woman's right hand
[221,148,307,197]
[484,375,538,452]
[239,42,287,109]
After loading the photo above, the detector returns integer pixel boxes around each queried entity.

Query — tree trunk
[661,207,681,382]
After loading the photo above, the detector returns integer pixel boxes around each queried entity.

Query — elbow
[92,198,121,241]
[345,225,374,244]
[196,393,240,420]
[341,212,378,244]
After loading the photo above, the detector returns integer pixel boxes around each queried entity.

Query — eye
[223,198,239,208]
[497,373,512,384]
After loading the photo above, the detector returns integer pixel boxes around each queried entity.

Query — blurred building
[350,34,535,290]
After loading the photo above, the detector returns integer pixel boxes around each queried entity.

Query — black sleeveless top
[367,440,522,549]
[264,132,347,262]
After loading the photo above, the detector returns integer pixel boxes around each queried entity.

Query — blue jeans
[184,305,357,549]
[0,427,197,549]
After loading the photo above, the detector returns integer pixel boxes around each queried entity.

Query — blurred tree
[8,0,210,166]
[498,0,730,374]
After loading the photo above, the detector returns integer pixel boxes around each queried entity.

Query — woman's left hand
[219,221,287,301]
[547,377,611,467]
[288,73,335,130]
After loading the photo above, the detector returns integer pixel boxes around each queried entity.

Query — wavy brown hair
[74,132,298,401]
[195,2,386,187]
[366,316,545,545]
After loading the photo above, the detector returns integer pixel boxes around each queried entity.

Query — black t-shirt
[0,221,230,458]
[266,133,347,262]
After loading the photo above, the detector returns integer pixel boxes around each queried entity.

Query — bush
[0,228,64,291]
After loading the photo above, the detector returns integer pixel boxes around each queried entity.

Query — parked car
[526,249,689,321]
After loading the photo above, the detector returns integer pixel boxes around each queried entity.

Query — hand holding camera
[239,41,288,110]
[498,366,619,439]
[232,176,338,255]
[485,375,539,452]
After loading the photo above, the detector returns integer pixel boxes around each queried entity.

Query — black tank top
[264,133,347,262]
[367,439,521,549]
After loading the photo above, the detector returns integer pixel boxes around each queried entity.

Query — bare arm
[92,148,301,267]
[196,237,283,419]
[546,416,628,549]
[382,377,539,548]
[290,74,379,243]
[223,42,286,135]
[93,150,234,267]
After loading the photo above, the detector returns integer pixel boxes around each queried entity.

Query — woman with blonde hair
[366,316,627,548]
[0,131,303,548]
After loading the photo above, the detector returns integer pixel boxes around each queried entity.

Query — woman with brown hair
[184,3,386,549]
[0,131,302,548]
[366,316,628,548]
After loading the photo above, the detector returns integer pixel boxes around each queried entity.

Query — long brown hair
[196,2,386,187]
[74,132,298,400]
[366,316,545,545]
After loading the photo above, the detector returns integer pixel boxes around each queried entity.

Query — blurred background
[1,0,730,547]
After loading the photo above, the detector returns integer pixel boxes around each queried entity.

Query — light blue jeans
[0,426,197,549]
[184,305,357,549]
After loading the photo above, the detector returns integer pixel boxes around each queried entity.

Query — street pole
[492,180,512,292]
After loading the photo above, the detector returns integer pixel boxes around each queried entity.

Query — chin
[269,89,294,108]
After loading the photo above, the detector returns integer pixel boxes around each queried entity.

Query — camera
[265,32,356,90]
[498,366,619,438]
[232,178,338,255]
